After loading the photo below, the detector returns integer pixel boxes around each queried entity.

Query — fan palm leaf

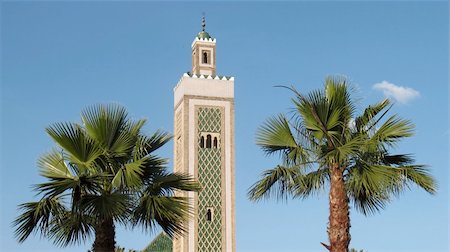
[14,197,67,243]
[48,211,96,247]
[132,194,191,238]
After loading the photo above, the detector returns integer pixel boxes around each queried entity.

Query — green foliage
[249,76,436,213]
[14,104,200,248]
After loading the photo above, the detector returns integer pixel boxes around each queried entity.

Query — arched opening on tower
[213,137,218,148]
[206,208,213,221]
[203,51,208,64]
[200,136,205,148]
[206,134,212,148]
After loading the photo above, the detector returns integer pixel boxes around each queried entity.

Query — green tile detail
[197,107,222,252]
[142,232,172,252]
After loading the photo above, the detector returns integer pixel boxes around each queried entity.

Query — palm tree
[248,76,436,252]
[14,104,200,252]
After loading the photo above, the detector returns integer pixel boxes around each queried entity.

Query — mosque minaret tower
[172,16,236,252]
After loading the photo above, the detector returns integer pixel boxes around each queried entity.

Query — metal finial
[201,13,206,32]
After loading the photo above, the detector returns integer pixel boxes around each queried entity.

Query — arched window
[206,208,212,221]
[213,137,218,148]
[200,136,205,148]
[203,51,208,64]
[206,134,212,148]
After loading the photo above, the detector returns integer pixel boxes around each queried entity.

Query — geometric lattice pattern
[173,110,182,252]
[197,107,223,252]
[175,110,182,173]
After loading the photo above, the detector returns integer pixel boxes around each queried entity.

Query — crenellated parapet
[185,72,233,80]
[174,72,234,91]
[191,37,216,48]
[173,72,234,106]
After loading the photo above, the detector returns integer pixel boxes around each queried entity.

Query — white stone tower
[172,16,236,252]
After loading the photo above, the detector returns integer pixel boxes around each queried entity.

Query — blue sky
[1,1,448,252]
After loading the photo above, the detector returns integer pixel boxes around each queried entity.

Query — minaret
[173,16,236,252]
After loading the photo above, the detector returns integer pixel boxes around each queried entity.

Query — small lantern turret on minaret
[191,15,216,76]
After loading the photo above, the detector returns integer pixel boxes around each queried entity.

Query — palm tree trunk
[92,218,116,252]
[327,164,350,252]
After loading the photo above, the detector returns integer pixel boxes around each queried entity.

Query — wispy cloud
[372,81,420,104]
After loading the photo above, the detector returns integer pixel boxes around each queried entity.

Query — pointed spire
[195,13,213,40]
[201,13,206,32]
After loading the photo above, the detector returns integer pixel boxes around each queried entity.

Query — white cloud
[372,81,420,104]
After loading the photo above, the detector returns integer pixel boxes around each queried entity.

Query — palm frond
[127,118,147,137]
[347,163,436,215]
[34,173,103,200]
[133,131,172,161]
[13,197,66,243]
[324,76,355,122]
[108,119,147,160]
[295,82,353,147]
[140,155,169,181]
[324,106,342,133]
[355,99,391,133]
[34,179,80,199]
[79,193,131,222]
[81,104,128,151]
[346,164,392,215]
[295,89,330,141]
[383,164,436,194]
[47,211,95,247]
[46,123,102,170]
[248,165,299,202]
[292,168,329,199]
[108,131,137,160]
[37,150,73,179]
[145,130,173,154]
[131,195,192,238]
[381,154,415,166]
[256,114,309,164]
[371,115,414,146]
[289,114,320,151]
[145,173,201,196]
[328,135,365,164]
[111,159,145,189]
